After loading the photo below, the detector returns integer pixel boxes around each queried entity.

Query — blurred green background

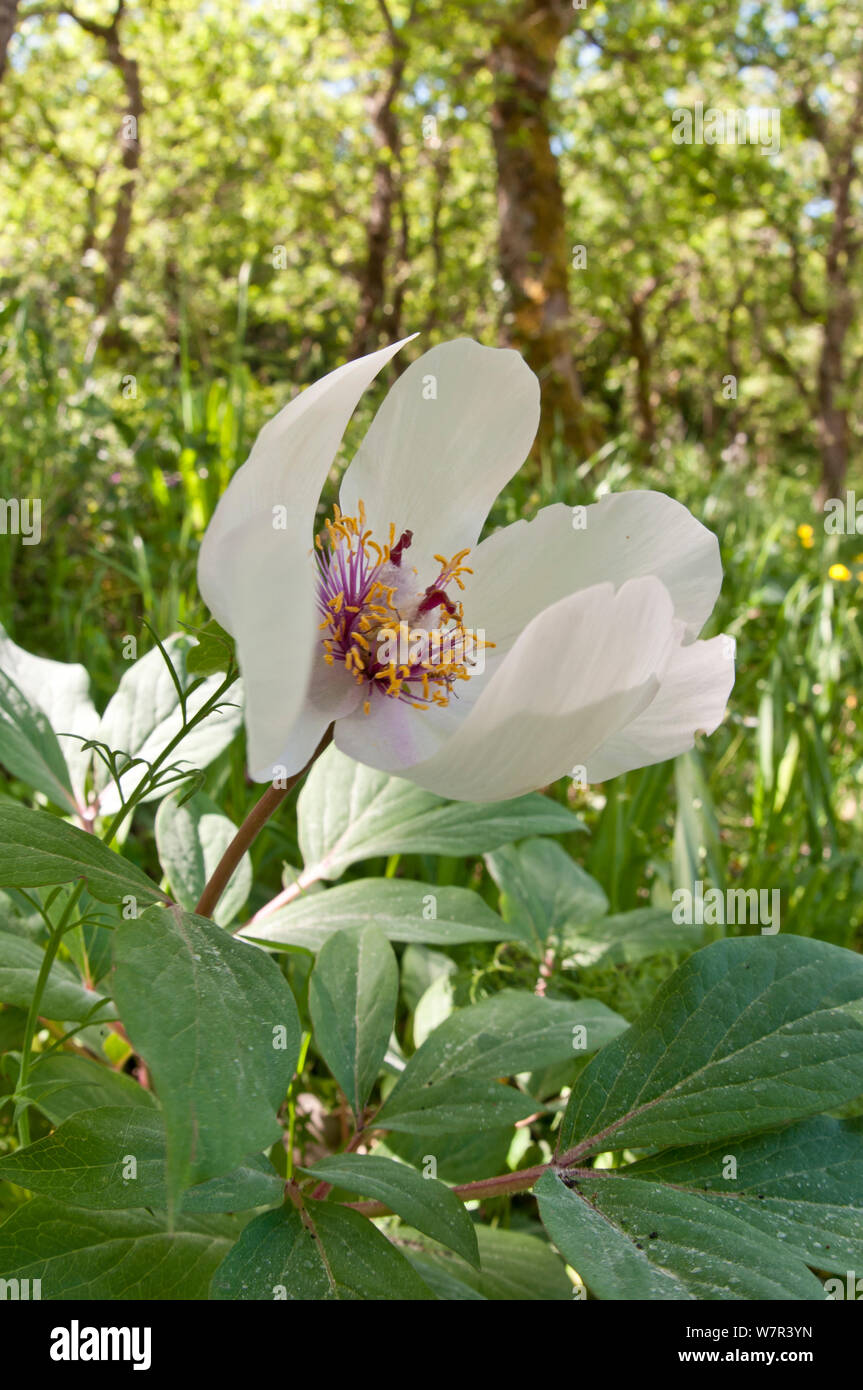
[0,0,861,955]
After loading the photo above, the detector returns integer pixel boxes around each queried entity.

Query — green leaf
[308,926,397,1116]
[560,907,696,969]
[0,1198,234,1299]
[0,804,167,907]
[0,669,77,811]
[376,1076,540,1135]
[155,790,251,926]
[0,623,99,804]
[94,635,243,815]
[629,1116,863,1275]
[0,930,112,1022]
[111,905,301,1207]
[185,619,236,678]
[390,1222,572,1301]
[241,879,512,950]
[301,1153,478,1266]
[379,990,627,1128]
[485,838,608,957]
[558,935,863,1156]
[18,1055,156,1124]
[297,743,584,881]
[210,1201,435,1300]
[535,1170,826,1301]
[0,1107,282,1213]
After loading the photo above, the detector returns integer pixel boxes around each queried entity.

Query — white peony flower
[198,337,734,801]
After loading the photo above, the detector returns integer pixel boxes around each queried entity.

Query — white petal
[197,337,413,775]
[382,576,677,801]
[463,491,722,648]
[339,339,539,578]
[254,641,361,781]
[585,633,735,783]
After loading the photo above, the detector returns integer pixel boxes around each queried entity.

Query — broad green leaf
[390,1221,572,1301]
[301,1153,478,1266]
[0,930,112,1022]
[308,926,397,1116]
[94,635,243,815]
[377,1076,540,1135]
[297,743,583,881]
[559,936,863,1156]
[112,905,301,1207]
[381,1127,513,1186]
[0,1107,283,1213]
[0,1198,234,1299]
[536,1170,825,1301]
[0,623,99,803]
[210,1201,434,1300]
[629,1116,863,1276]
[241,879,512,950]
[0,804,167,907]
[485,838,608,956]
[155,790,251,926]
[18,1055,156,1124]
[379,990,627,1125]
[185,619,236,678]
[560,907,696,969]
[0,669,77,811]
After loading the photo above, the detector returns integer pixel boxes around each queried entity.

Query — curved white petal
[463,491,722,650]
[334,661,487,772]
[378,576,677,801]
[197,337,413,775]
[339,339,540,579]
[253,635,362,781]
[585,633,735,783]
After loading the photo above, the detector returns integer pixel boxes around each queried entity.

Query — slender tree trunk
[0,0,19,83]
[815,156,856,504]
[349,0,408,358]
[488,0,599,459]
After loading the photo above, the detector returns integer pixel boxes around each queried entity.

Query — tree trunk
[349,0,407,358]
[0,0,19,83]
[488,0,599,459]
[815,155,856,504]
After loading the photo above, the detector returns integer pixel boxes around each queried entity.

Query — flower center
[315,500,492,714]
